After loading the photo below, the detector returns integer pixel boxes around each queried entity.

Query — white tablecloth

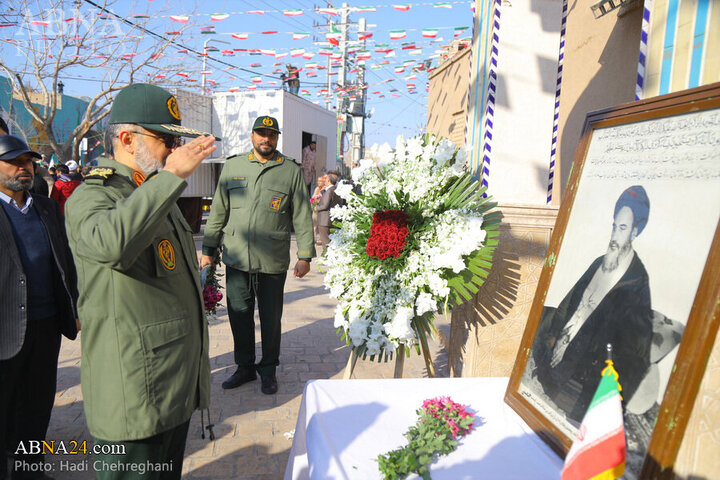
[284,377,562,480]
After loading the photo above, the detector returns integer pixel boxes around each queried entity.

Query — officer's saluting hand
[164,135,217,179]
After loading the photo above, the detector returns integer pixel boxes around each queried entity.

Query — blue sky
[2,0,473,147]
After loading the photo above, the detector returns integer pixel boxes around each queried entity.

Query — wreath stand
[343,324,437,379]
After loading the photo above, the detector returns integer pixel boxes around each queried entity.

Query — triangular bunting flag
[454,26,469,37]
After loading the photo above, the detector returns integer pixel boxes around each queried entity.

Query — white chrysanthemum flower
[415,292,437,316]
[335,180,354,200]
[385,305,415,341]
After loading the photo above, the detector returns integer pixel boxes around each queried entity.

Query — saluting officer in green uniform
[65,83,218,479]
[200,116,315,395]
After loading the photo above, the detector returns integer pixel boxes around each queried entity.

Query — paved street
[45,233,447,479]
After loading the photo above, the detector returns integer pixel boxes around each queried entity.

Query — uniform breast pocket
[227,178,248,207]
[266,184,289,214]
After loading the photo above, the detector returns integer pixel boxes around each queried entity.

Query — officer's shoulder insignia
[132,170,146,186]
[84,167,116,185]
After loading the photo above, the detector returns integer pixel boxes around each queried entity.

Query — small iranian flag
[284,9,303,17]
[454,26,469,37]
[293,32,310,40]
[211,13,230,21]
[422,29,438,38]
[251,77,262,83]
[561,363,626,480]
[393,4,411,12]
[355,6,376,13]
[290,48,305,57]
[433,2,452,8]
[389,30,406,40]
[232,33,248,40]
[275,53,288,59]
[359,32,373,40]
[247,10,264,15]
[318,8,339,15]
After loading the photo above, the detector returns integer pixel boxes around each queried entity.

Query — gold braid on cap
[160,124,209,136]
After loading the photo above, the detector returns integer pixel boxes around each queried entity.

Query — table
[284,377,563,480]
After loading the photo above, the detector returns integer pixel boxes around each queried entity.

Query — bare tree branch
[0,0,193,162]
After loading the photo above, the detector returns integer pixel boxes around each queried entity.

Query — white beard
[134,138,163,175]
[602,240,633,272]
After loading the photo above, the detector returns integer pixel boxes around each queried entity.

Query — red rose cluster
[366,209,410,260]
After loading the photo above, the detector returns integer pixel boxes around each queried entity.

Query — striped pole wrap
[546,0,568,205]
[463,2,478,165]
[636,0,652,100]
[480,0,501,191]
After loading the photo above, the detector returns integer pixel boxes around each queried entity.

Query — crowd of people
[0,82,349,480]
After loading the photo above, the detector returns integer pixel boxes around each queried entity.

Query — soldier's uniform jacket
[202,151,316,272]
[65,158,210,441]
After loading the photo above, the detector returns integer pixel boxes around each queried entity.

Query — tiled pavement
[44,233,448,479]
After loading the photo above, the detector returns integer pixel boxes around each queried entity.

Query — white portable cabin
[212,89,337,173]
[172,89,219,199]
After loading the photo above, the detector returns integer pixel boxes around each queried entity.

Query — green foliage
[377,397,475,480]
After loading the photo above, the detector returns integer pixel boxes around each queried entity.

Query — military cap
[252,116,281,134]
[0,135,42,161]
[109,83,218,139]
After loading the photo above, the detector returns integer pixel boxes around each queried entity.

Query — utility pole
[324,1,334,111]
[336,3,350,168]
[351,17,368,167]
[201,38,230,95]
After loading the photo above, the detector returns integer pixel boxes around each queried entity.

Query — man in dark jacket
[0,135,79,479]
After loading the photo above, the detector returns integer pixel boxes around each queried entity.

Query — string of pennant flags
[0,1,473,107]
[149,1,473,22]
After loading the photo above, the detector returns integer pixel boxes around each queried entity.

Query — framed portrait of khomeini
[505,82,720,480]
